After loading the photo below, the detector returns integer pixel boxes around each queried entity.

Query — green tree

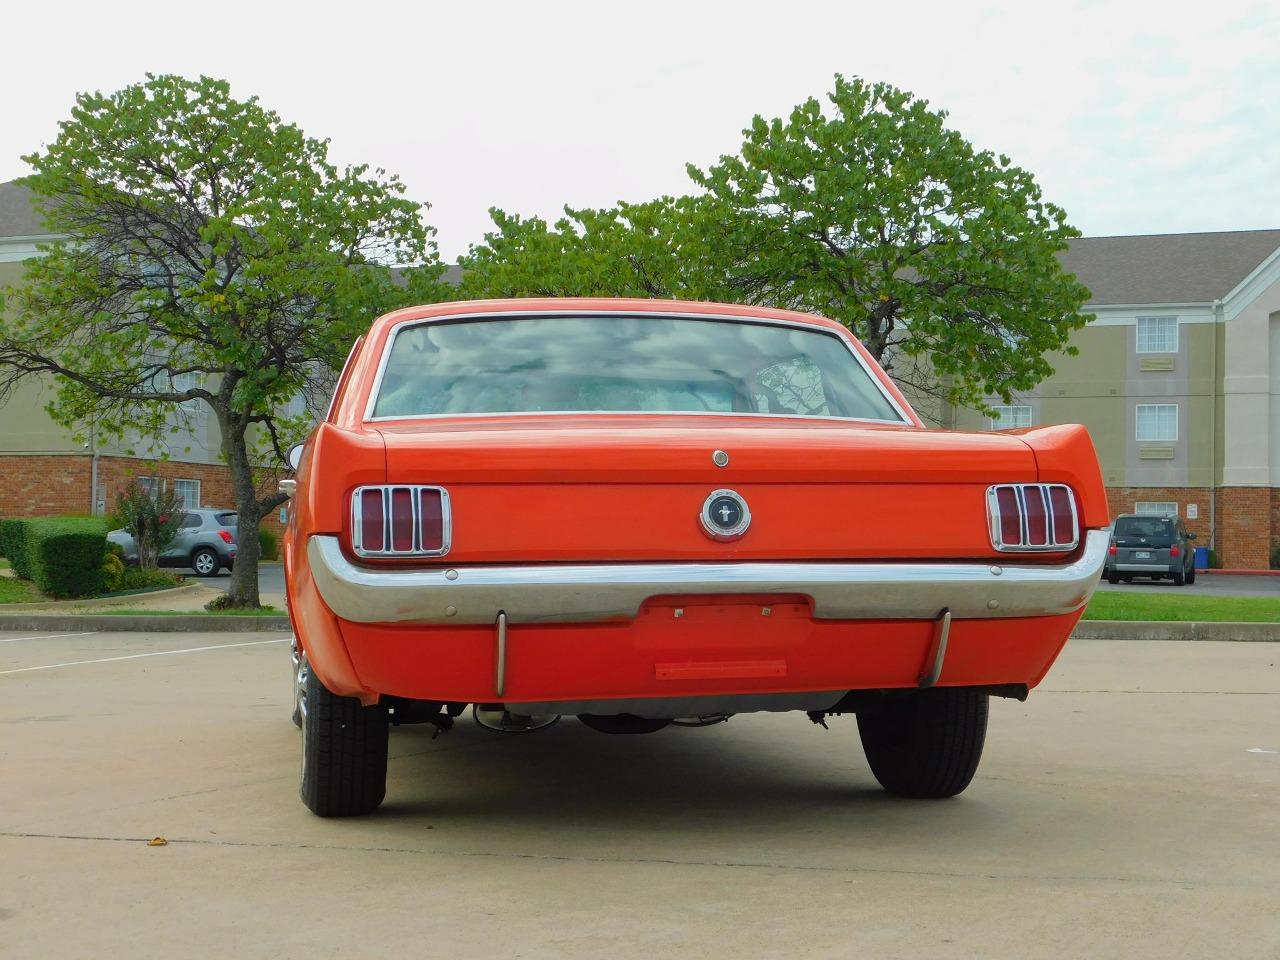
[460,197,730,301]
[0,74,440,606]
[687,75,1091,409]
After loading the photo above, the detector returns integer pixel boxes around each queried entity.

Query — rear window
[370,315,904,422]
[215,512,238,528]
[1113,517,1176,544]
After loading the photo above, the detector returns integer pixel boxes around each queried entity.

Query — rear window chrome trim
[360,309,913,426]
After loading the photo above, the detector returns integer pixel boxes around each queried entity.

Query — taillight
[218,530,234,544]
[1108,545,1117,556]
[350,485,451,558]
[1169,545,1181,558]
[986,484,1079,552]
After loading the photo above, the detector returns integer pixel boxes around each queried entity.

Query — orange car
[283,298,1108,816]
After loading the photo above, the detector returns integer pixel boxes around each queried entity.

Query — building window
[989,404,1033,430]
[1136,403,1178,441]
[173,479,201,510]
[1136,317,1178,354]
[136,476,164,498]
[1135,501,1178,517]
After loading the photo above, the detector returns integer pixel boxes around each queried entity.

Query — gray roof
[1061,229,1280,305]
[0,180,49,238]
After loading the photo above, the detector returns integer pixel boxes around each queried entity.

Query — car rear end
[1107,515,1181,581]
[286,305,1109,713]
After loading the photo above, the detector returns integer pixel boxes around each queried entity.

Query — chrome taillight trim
[986,483,1079,553]
[351,485,451,558]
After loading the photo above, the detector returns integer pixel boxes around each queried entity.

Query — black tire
[578,714,670,735]
[1172,568,1185,586]
[190,547,220,578]
[300,666,389,817]
[1186,566,1196,585]
[857,688,988,799]
[1106,572,1119,585]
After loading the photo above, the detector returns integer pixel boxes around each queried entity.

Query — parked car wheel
[857,689,988,798]
[1106,572,1119,585]
[1172,569,1186,586]
[1186,566,1196,585]
[191,547,220,577]
[300,664,389,817]
[290,637,307,728]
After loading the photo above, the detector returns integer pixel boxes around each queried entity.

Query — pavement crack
[0,829,1232,889]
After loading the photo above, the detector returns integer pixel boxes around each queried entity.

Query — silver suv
[107,508,238,577]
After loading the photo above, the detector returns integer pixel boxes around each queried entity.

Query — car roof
[366,297,852,339]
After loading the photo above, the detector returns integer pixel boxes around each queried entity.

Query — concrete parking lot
[2,630,1277,959]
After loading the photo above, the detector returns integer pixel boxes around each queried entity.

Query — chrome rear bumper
[306,530,1107,626]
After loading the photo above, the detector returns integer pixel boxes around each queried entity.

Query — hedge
[5,518,108,599]
[0,518,34,579]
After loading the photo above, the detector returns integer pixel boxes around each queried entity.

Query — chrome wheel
[192,549,218,576]
[291,637,308,728]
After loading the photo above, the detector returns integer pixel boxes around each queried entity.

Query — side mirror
[1187,532,1197,540]
[286,443,305,471]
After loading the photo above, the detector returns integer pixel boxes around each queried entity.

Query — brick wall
[0,454,93,518]
[1104,486,1212,541]
[0,453,289,538]
[1092,485,1278,570]
[1217,487,1273,570]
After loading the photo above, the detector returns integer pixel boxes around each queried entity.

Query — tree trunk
[222,416,263,608]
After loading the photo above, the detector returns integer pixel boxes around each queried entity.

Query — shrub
[258,527,279,562]
[0,518,33,577]
[120,567,182,591]
[25,518,108,598]
[115,483,183,569]
[1271,545,1280,571]
[1208,549,1223,570]
[101,552,126,592]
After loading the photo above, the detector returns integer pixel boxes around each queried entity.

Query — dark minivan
[1105,514,1196,585]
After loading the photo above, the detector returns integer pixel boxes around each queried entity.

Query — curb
[1201,568,1280,577]
[0,613,291,633]
[1073,620,1280,642]
[0,581,209,612]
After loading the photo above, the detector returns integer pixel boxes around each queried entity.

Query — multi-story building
[949,229,1280,568]
[2,178,1279,565]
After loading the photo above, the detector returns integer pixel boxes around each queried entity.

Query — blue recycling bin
[1194,546,1209,570]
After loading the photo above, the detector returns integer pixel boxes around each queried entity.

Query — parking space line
[0,632,98,643]
[0,637,288,675]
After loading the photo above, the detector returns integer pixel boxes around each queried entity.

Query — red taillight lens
[1023,486,1048,546]
[418,488,444,552]
[1048,486,1074,544]
[351,485,450,557]
[995,487,1021,546]
[359,488,385,552]
[390,487,415,552]
[987,483,1079,552]
[1170,545,1180,558]
[218,529,234,545]
[1108,545,1116,556]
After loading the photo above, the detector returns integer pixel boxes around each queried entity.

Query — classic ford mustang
[283,298,1107,816]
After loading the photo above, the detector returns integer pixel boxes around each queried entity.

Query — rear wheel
[857,689,988,798]
[191,547,219,577]
[1186,565,1196,585]
[1172,568,1186,586]
[300,667,389,817]
[1106,572,1119,585]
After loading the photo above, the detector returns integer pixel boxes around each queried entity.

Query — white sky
[1,0,1276,260]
